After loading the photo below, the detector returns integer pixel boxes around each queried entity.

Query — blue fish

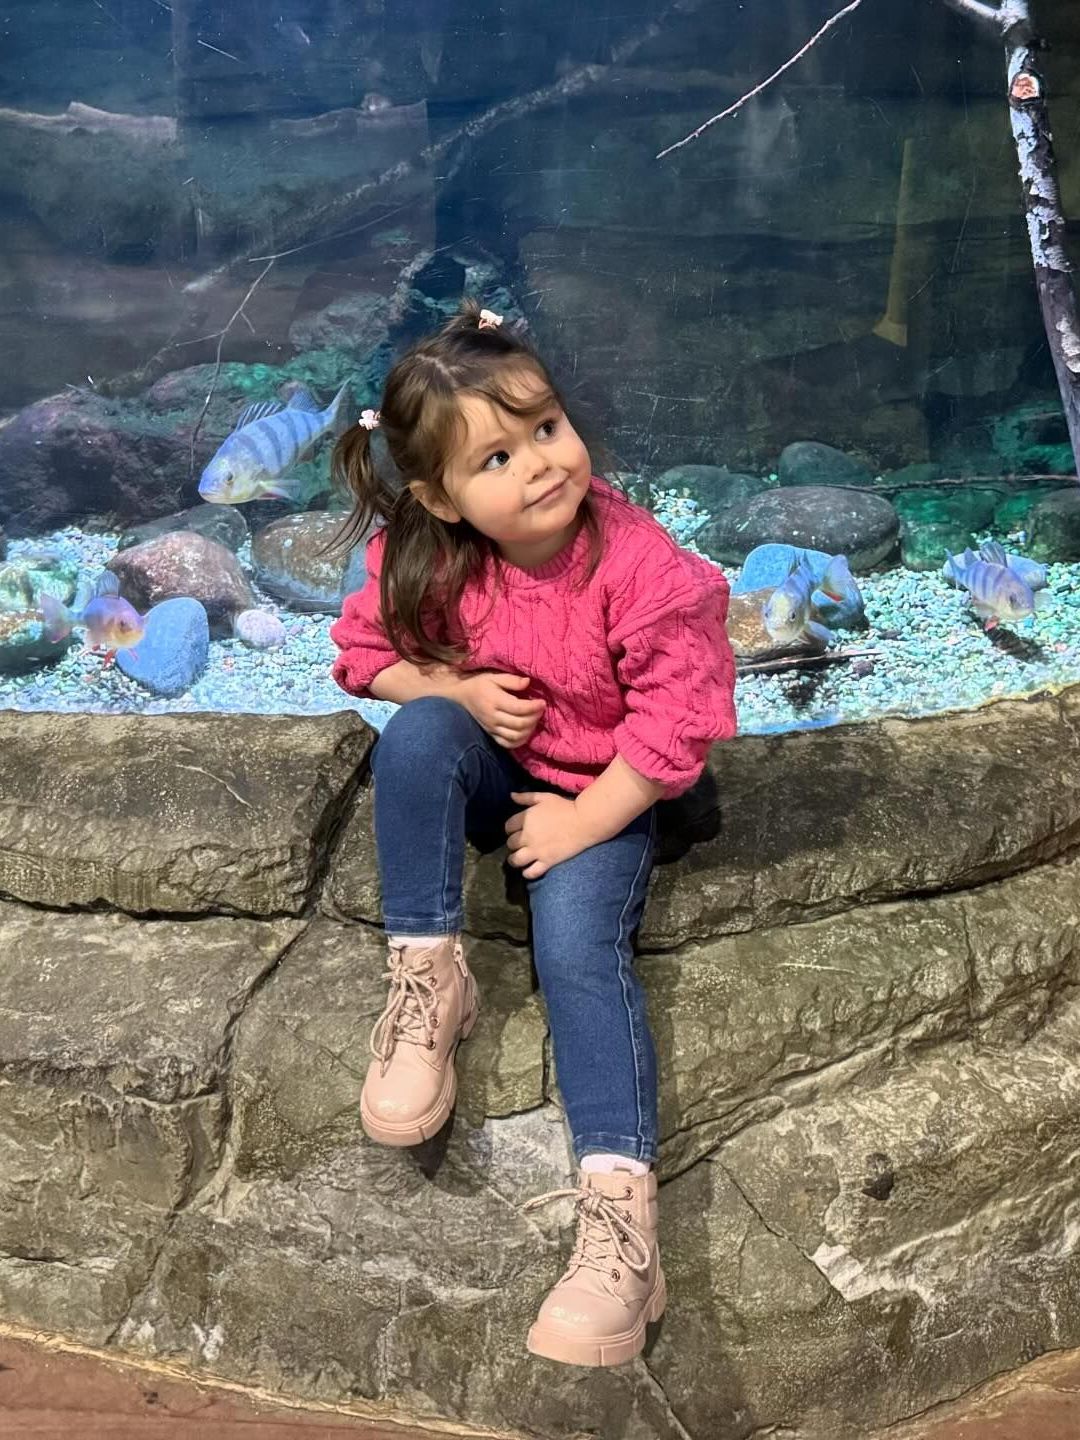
[941,543,1048,594]
[762,560,834,649]
[199,383,350,505]
[976,540,1048,594]
[941,547,980,586]
[946,551,1047,629]
[812,553,867,631]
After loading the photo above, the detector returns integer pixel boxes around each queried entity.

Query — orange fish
[40,572,145,658]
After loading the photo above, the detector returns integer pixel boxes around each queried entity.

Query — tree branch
[186,257,275,484]
[939,0,1003,33]
[656,0,866,160]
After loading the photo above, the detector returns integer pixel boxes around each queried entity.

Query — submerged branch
[940,0,1003,32]
[186,257,275,485]
[655,0,865,160]
[736,648,882,676]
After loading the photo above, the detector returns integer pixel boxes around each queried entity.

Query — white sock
[581,1153,650,1177]
[388,933,450,948]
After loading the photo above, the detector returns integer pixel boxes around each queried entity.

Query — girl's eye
[481,450,511,472]
[537,417,558,439]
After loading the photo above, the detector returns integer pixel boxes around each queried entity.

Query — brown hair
[332,297,622,667]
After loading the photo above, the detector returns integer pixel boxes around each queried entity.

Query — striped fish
[975,539,1048,594]
[946,550,1047,629]
[199,383,350,505]
[941,542,1048,594]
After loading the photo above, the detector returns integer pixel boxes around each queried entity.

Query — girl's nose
[524,445,548,479]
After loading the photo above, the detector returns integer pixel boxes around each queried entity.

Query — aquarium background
[0,0,1078,729]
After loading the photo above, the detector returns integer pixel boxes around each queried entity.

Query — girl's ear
[408,479,462,524]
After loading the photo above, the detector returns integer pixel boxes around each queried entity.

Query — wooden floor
[0,1333,453,1440]
[868,1345,1080,1440]
[1,1328,1079,1439]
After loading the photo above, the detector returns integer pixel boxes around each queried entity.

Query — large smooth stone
[0,392,192,534]
[251,513,369,614]
[700,486,899,570]
[778,441,874,488]
[1027,487,1080,562]
[116,597,210,697]
[655,463,775,513]
[108,531,255,637]
[733,543,833,593]
[118,504,249,554]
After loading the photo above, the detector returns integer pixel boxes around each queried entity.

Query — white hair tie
[478,309,504,330]
[359,408,381,430]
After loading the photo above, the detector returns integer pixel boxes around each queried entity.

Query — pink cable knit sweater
[330,477,737,799]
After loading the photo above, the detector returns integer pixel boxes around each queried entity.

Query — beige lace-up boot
[522,1168,665,1366]
[360,936,479,1146]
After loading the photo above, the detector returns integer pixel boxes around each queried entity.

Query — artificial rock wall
[0,698,1079,1439]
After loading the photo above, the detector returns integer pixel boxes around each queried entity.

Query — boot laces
[522,1183,651,1279]
[370,944,439,1074]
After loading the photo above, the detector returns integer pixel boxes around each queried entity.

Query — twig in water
[656,0,866,159]
[187,257,275,484]
[940,0,1003,33]
[196,38,240,62]
[737,647,882,676]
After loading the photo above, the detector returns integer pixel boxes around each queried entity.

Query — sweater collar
[488,478,604,588]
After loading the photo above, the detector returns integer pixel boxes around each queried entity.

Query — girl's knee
[373,695,477,771]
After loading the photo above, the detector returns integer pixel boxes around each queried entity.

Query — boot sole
[360,999,477,1147]
[525,1268,667,1368]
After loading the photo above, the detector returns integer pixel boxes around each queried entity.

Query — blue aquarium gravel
[2,490,1080,738]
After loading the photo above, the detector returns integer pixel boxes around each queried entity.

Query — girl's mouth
[528,478,565,507]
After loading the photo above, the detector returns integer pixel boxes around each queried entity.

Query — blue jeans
[370,696,659,1165]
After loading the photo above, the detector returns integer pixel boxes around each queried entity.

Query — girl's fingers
[493,723,536,744]
[492,700,544,721]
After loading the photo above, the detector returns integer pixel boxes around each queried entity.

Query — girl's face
[413,369,593,568]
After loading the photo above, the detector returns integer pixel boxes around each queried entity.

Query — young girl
[329,299,736,1369]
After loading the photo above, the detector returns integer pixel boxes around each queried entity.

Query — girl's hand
[458,672,546,749]
[505,791,595,879]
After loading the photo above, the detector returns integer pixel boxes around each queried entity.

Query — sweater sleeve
[329,528,400,698]
[607,538,737,799]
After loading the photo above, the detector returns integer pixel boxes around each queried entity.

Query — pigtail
[328,422,394,552]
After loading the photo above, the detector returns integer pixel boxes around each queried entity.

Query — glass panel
[0,1,1076,727]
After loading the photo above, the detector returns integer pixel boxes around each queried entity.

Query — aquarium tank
[0,0,1077,733]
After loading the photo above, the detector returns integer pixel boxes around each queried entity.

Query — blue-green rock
[901,523,978,573]
[778,441,874,489]
[655,464,774,512]
[0,608,71,672]
[1027,488,1080,562]
[0,556,77,612]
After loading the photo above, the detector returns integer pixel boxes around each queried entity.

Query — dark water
[0,1,1078,720]
[1,0,1077,471]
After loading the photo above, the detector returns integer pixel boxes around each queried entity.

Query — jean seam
[609,811,656,1161]
[433,740,490,931]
